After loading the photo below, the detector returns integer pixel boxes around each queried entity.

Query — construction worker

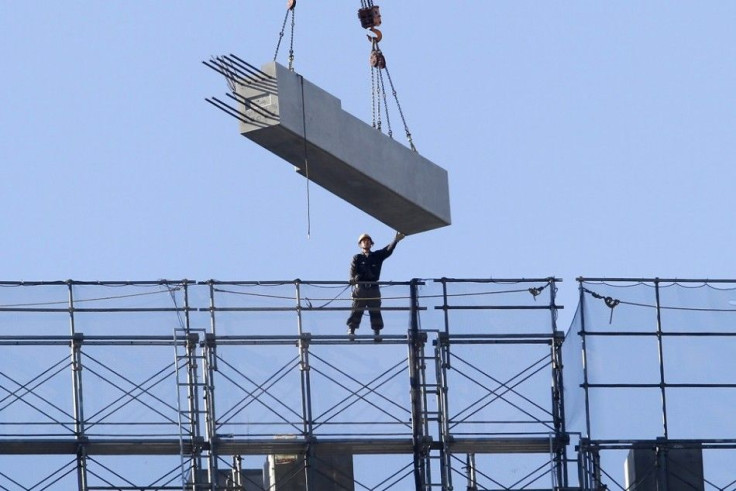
[347,231,405,339]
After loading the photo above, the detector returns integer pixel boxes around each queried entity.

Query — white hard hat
[358,233,374,245]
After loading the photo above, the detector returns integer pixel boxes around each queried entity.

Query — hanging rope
[275,2,310,237]
[299,75,311,239]
[528,283,549,300]
[164,284,186,330]
[583,288,622,324]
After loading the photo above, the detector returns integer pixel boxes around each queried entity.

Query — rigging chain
[274,0,297,71]
[359,2,416,151]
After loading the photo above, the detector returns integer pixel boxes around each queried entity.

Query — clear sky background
[2,1,735,329]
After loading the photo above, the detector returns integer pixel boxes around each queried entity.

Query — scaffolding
[0,278,568,490]
[572,278,736,490]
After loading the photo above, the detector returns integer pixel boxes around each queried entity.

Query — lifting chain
[358,1,416,151]
[274,0,297,70]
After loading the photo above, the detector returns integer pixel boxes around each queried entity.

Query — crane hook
[366,27,382,44]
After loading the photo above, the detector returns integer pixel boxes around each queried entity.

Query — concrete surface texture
[237,61,451,235]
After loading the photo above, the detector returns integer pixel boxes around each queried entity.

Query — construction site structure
[1,277,735,490]
[0,278,566,490]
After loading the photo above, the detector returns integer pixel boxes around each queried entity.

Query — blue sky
[2,1,735,329]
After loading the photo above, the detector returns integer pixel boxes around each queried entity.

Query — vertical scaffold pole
[182,283,205,489]
[437,278,453,488]
[295,280,315,489]
[68,281,88,491]
[203,332,218,490]
[202,281,220,489]
[654,279,669,440]
[549,278,569,488]
[578,280,592,440]
[435,332,452,489]
[592,446,603,490]
[578,280,601,488]
[204,281,219,489]
[407,279,426,490]
[551,329,568,488]
[465,453,477,491]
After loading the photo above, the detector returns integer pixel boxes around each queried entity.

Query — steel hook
[366,27,382,44]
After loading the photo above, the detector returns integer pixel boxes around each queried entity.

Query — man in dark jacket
[346,231,405,339]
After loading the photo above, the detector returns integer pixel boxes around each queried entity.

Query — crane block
[358,6,382,29]
[235,61,451,235]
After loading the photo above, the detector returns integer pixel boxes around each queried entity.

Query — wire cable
[299,75,311,239]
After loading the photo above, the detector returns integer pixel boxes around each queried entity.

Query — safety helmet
[358,233,374,245]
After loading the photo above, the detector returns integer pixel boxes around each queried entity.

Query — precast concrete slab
[233,61,451,235]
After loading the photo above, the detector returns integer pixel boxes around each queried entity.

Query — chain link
[375,67,383,133]
[359,4,416,150]
[370,66,377,128]
[384,65,415,151]
[274,3,296,70]
[273,10,289,62]
[288,7,296,70]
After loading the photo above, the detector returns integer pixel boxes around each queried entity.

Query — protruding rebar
[204,97,252,125]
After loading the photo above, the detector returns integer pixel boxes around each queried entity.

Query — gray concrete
[236,61,451,235]
[625,445,705,491]
[264,452,355,491]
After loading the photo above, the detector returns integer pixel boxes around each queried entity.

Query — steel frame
[575,277,736,490]
[0,278,568,490]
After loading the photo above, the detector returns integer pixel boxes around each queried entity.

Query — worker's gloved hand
[395,231,406,242]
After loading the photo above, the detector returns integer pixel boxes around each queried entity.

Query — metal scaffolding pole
[549,278,569,488]
[435,332,453,490]
[68,282,88,491]
[407,279,426,490]
[296,280,316,490]
[654,279,669,441]
[203,332,218,491]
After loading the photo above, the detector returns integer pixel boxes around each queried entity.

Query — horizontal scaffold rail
[0,436,568,456]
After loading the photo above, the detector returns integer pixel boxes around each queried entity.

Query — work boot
[347,327,356,341]
[373,328,382,342]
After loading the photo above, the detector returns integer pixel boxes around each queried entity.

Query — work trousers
[347,286,383,331]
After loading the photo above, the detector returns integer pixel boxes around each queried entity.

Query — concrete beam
[235,61,451,235]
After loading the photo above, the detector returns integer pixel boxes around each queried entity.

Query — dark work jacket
[350,239,399,290]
